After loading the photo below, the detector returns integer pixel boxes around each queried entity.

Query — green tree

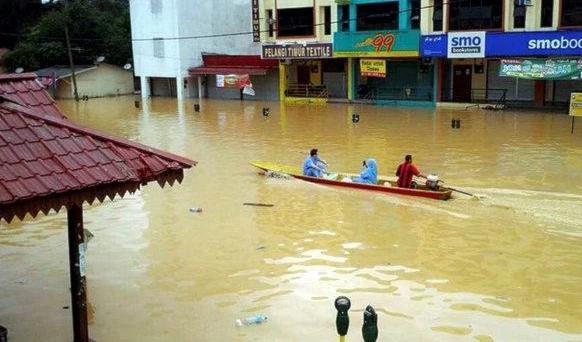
[3,0,131,72]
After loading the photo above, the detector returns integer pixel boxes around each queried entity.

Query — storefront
[261,43,339,103]
[421,30,582,106]
[188,54,279,101]
[334,30,435,106]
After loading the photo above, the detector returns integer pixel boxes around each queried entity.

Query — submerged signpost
[569,93,582,134]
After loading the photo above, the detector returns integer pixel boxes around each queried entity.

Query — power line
[1,1,465,44]
[132,1,464,42]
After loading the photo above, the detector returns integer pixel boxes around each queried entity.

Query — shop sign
[499,58,582,80]
[216,74,252,88]
[333,31,419,57]
[570,93,582,117]
[487,30,582,57]
[447,31,486,58]
[261,43,333,59]
[360,59,386,77]
[420,34,447,57]
[252,0,260,42]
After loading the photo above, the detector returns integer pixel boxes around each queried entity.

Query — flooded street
[1,97,582,341]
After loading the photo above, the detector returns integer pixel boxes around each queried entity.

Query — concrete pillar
[349,5,357,32]
[421,0,432,32]
[140,76,150,99]
[279,61,286,101]
[347,58,354,101]
[443,0,450,31]
[400,0,411,30]
[198,76,203,100]
[176,76,183,100]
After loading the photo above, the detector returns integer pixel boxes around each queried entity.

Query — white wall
[130,0,181,78]
[130,0,261,82]
[57,64,135,99]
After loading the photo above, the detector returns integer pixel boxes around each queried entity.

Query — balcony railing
[357,85,433,101]
[285,84,329,98]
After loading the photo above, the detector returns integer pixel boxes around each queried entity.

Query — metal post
[572,117,575,134]
[67,205,88,342]
[64,26,79,101]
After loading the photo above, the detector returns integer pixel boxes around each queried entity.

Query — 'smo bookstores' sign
[422,30,582,57]
[447,31,486,58]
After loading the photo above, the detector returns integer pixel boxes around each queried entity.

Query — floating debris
[265,171,291,179]
[189,207,203,213]
[243,203,274,207]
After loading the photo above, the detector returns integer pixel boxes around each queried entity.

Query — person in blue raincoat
[353,158,378,184]
[303,148,328,177]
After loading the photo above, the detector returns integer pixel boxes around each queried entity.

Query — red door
[453,65,472,102]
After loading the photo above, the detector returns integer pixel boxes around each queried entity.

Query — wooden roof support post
[67,204,89,342]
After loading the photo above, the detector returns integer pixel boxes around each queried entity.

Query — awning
[189,54,278,76]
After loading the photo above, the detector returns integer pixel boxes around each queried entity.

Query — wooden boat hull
[250,161,453,201]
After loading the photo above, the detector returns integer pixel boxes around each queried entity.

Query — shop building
[130,0,264,100]
[259,0,340,103]
[334,0,435,106]
[420,0,582,107]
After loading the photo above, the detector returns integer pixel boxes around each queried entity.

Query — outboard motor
[425,174,440,190]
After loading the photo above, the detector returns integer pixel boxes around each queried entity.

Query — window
[513,5,526,28]
[561,0,582,26]
[324,6,331,35]
[433,0,443,31]
[277,7,314,37]
[340,5,350,32]
[449,0,503,30]
[540,0,553,27]
[150,0,162,13]
[356,3,399,31]
[411,0,421,29]
[153,38,164,58]
[267,10,274,37]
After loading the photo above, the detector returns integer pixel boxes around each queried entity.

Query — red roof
[0,73,65,118]
[0,85,195,222]
[189,54,278,75]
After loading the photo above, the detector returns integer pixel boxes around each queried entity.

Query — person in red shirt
[396,154,426,188]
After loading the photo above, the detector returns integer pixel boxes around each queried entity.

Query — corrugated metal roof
[35,65,96,79]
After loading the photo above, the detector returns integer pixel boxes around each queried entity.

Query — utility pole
[64,26,79,101]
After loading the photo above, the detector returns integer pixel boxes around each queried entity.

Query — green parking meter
[362,305,378,342]
[334,296,351,341]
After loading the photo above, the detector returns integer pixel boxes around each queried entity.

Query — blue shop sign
[420,34,447,57]
[420,30,582,57]
[486,30,582,57]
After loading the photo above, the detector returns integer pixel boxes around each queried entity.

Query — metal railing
[442,88,507,105]
[357,85,434,101]
[285,84,329,98]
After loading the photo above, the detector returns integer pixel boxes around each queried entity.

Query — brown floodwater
[1,97,582,341]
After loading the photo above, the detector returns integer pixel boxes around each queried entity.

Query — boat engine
[425,174,440,190]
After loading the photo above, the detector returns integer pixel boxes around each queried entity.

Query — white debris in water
[265,171,291,179]
[342,242,363,249]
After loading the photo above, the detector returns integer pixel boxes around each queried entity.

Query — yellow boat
[250,161,453,201]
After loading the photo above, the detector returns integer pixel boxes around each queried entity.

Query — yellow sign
[570,93,582,117]
[360,59,386,78]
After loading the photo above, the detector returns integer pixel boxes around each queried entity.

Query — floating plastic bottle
[235,314,268,327]
[189,206,203,213]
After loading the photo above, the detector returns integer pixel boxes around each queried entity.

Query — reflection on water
[1,97,582,341]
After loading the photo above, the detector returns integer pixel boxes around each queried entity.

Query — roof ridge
[0,73,38,81]
[0,101,196,168]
